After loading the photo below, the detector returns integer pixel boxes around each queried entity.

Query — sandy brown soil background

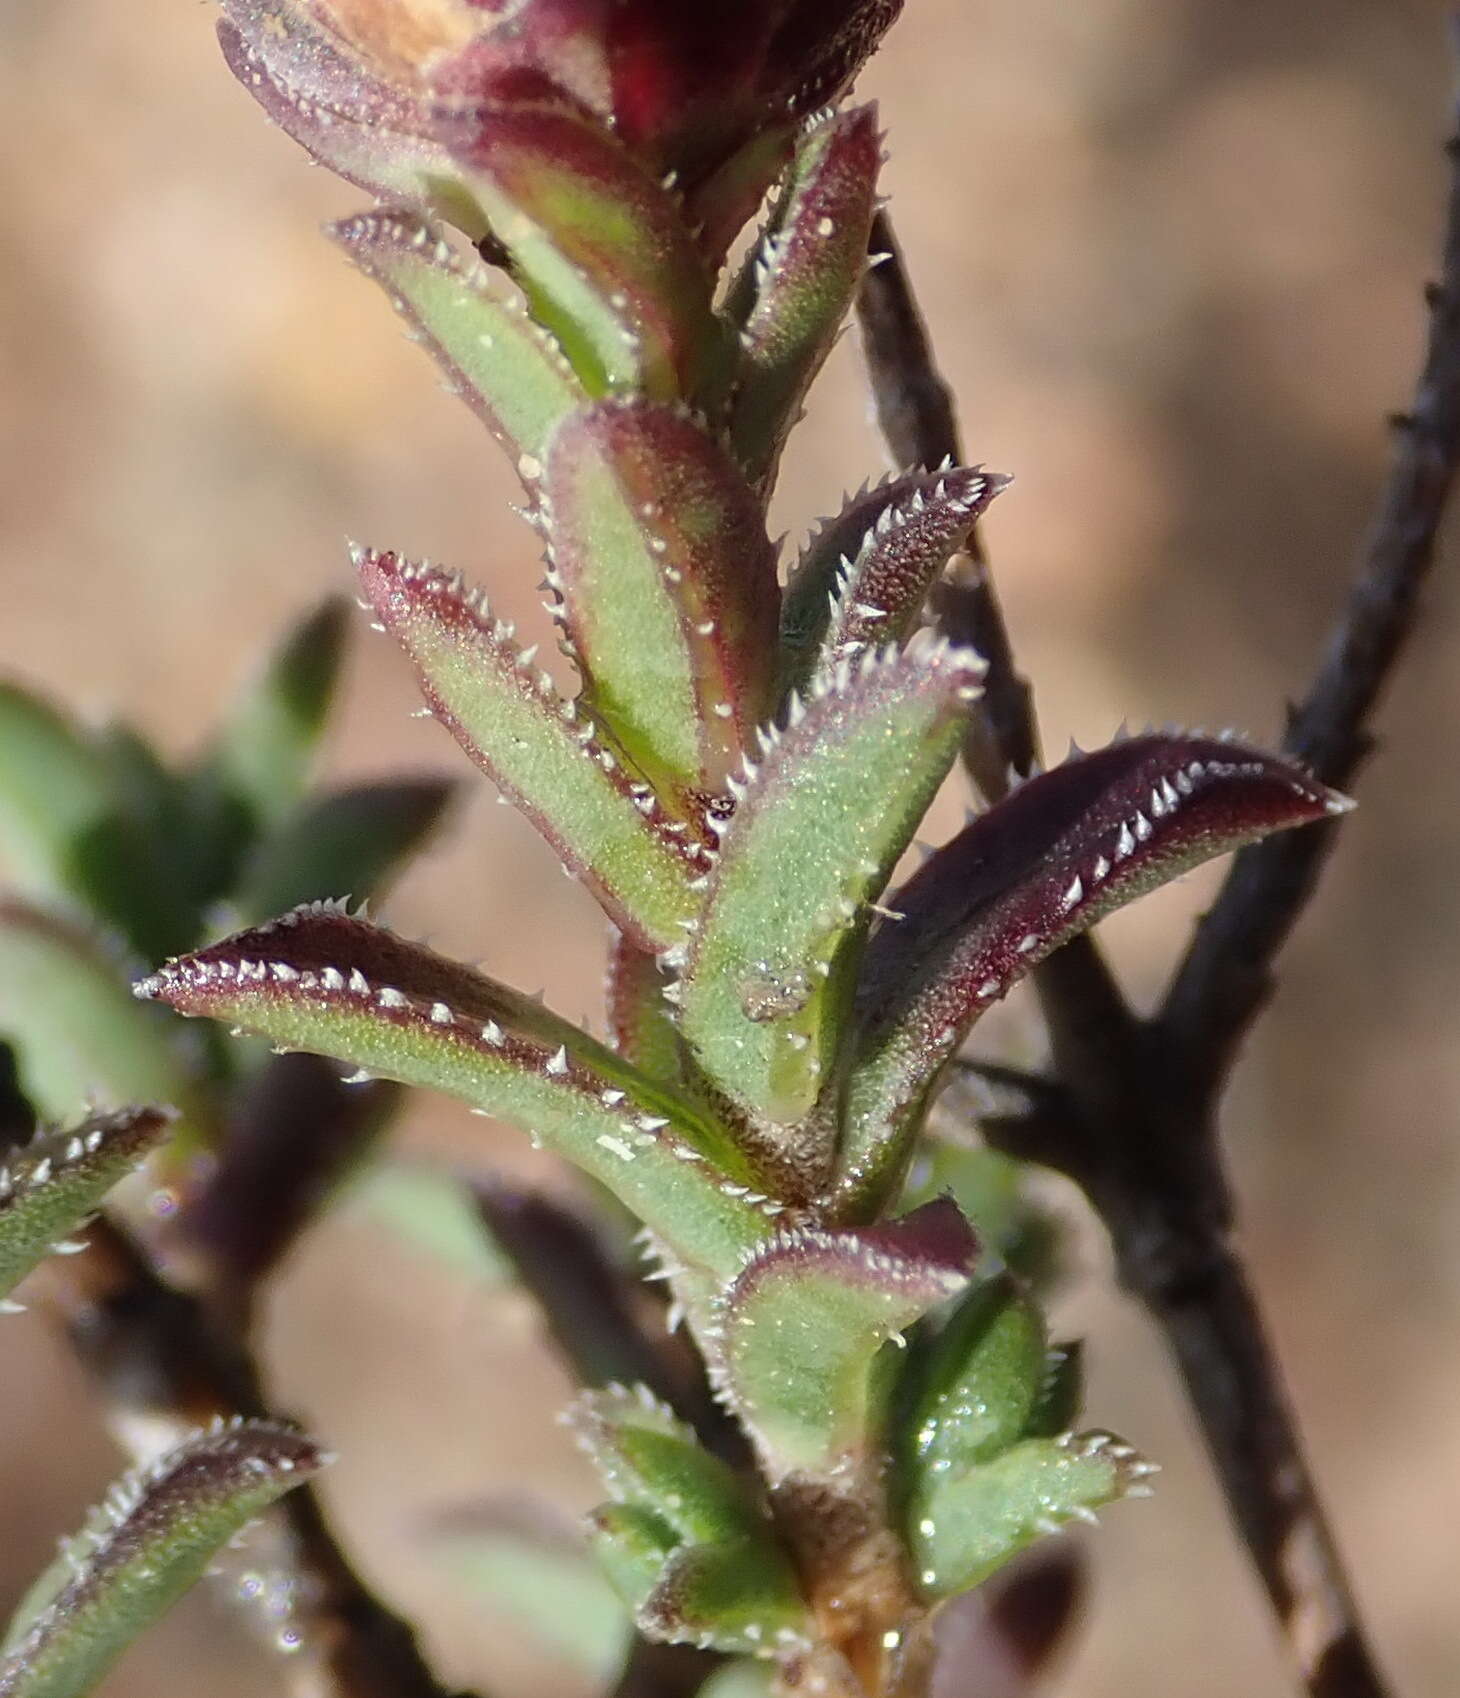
[1,1,1458,1695]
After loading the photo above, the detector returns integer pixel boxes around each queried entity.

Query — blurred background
[1,0,1457,1694]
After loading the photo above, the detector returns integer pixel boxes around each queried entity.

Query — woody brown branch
[854,72,1460,1698]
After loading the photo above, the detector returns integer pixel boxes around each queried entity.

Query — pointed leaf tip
[0,1106,173,1307]
[836,732,1346,1211]
[136,904,773,1281]
[0,1419,324,1698]
[356,546,703,949]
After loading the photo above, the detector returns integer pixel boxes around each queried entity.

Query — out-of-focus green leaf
[233,778,453,922]
[0,686,193,959]
[0,902,210,1145]
[197,597,348,841]
[344,1159,511,1286]
[0,1420,325,1698]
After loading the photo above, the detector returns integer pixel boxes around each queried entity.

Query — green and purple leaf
[357,548,703,951]
[834,733,1352,1212]
[780,465,1006,694]
[678,638,984,1130]
[0,1419,325,1698]
[907,1430,1153,1601]
[0,1107,172,1312]
[330,210,588,480]
[135,904,776,1280]
[445,103,727,399]
[726,106,882,492]
[635,1537,809,1655]
[715,1199,978,1482]
[542,400,780,795]
[217,11,488,236]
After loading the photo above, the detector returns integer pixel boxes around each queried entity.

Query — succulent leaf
[446,103,726,399]
[135,904,776,1279]
[835,733,1352,1213]
[717,1199,978,1482]
[330,210,587,478]
[0,1107,172,1311]
[0,1420,325,1698]
[0,686,193,960]
[727,106,882,492]
[908,1430,1151,1600]
[0,902,209,1146]
[542,400,781,795]
[357,548,703,949]
[780,466,1005,694]
[233,778,454,922]
[679,638,984,1129]
[901,1277,1048,1477]
[607,934,688,1085]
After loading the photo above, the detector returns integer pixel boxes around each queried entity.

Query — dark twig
[852,98,1460,1694]
[1161,137,1460,1095]
[858,209,1039,797]
[33,1216,478,1698]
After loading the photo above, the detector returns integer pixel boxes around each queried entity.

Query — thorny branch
[855,72,1460,1698]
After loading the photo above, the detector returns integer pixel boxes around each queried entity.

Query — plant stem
[852,70,1460,1694]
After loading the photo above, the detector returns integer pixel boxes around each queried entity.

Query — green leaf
[0,1420,325,1698]
[542,399,781,797]
[446,104,726,400]
[907,1431,1153,1600]
[0,902,210,1146]
[0,685,192,960]
[0,1107,172,1311]
[637,1538,809,1656]
[835,732,1353,1215]
[587,1502,681,1613]
[717,1200,978,1482]
[329,209,588,482]
[357,548,704,950]
[233,778,453,922]
[344,1159,511,1286]
[902,1277,1048,1476]
[779,465,1004,696]
[136,904,777,1282]
[429,1502,630,1682]
[678,638,983,1129]
[727,107,882,492]
[198,597,348,841]
[607,935,689,1087]
[568,1386,766,1548]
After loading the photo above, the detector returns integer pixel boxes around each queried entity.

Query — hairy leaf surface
[679,639,983,1128]
[835,733,1352,1212]
[136,905,775,1278]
